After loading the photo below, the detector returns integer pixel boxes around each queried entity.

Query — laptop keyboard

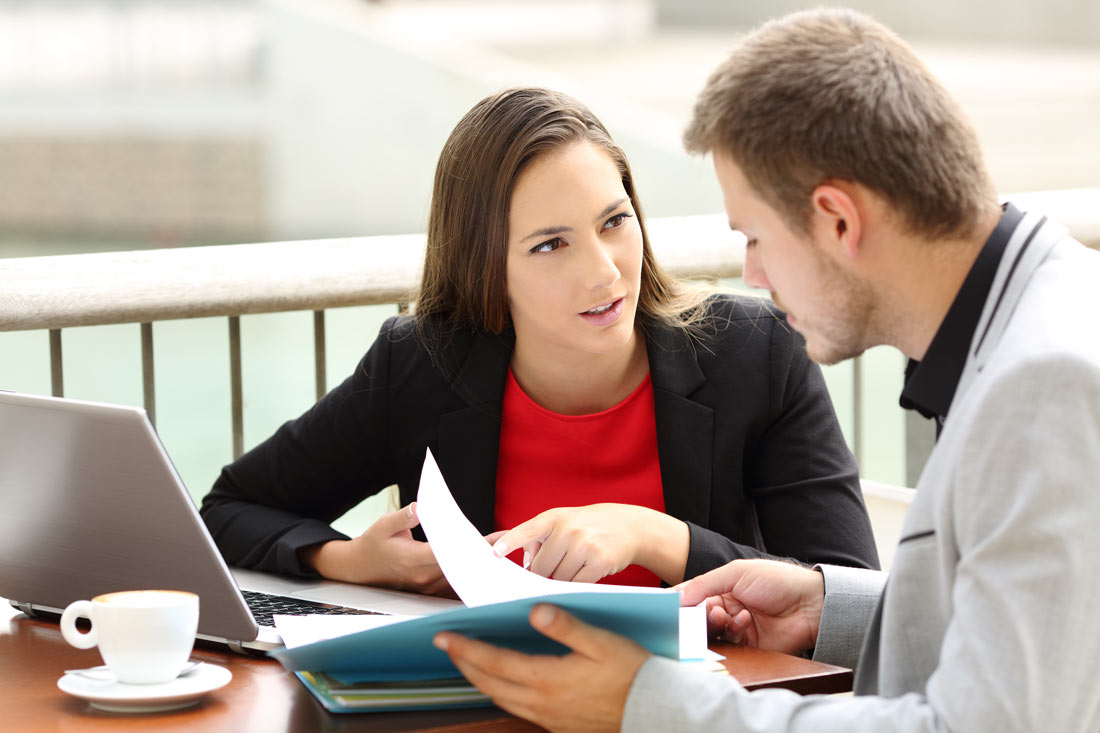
[241,589,384,627]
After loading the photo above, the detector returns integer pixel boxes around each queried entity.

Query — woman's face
[505,141,643,362]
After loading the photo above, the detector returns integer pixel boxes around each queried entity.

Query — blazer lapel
[647,320,713,527]
[962,212,1065,389]
[435,330,513,535]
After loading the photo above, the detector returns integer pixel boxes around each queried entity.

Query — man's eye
[530,238,564,255]
[746,237,759,248]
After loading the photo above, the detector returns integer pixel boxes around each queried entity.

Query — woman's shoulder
[372,314,478,362]
[685,292,793,347]
[699,291,783,324]
[646,291,782,350]
[370,315,513,386]
[681,292,809,370]
[366,314,424,363]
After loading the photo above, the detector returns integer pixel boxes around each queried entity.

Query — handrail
[3,190,1097,332]
[0,212,745,458]
[0,214,743,332]
[3,189,1098,465]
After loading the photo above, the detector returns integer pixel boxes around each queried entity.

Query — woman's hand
[300,502,454,596]
[677,558,825,654]
[491,503,689,585]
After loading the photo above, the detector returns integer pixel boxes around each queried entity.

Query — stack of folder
[295,671,489,713]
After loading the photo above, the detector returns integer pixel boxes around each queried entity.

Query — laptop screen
[0,391,259,642]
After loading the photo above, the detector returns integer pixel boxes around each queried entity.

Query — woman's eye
[529,238,564,255]
[602,212,633,230]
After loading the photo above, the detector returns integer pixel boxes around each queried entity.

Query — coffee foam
[94,590,196,608]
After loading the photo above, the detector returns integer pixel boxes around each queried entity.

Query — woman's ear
[810,183,862,260]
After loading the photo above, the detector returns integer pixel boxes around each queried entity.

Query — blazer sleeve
[684,319,880,576]
[623,655,932,732]
[199,317,403,577]
[812,564,886,670]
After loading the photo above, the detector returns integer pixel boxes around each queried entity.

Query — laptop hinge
[226,639,246,655]
[13,601,36,617]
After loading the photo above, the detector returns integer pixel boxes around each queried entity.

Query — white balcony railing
[2,189,1098,470]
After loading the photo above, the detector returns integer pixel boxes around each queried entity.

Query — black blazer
[200,294,879,579]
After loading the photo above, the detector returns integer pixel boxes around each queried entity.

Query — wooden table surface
[1,603,850,732]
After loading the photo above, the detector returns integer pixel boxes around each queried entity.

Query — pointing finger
[492,515,553,558]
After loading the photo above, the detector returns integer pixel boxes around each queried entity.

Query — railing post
[229,316,244,459]
[49,329,64,398]
[313,310,326,400]
[905,411,936,487]
[852,354,863,469]
[141,322,156,427]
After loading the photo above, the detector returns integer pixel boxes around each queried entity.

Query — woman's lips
[579,297,625,326]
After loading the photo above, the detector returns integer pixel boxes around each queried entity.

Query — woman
[200,88,878,594]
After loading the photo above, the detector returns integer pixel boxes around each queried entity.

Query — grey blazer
[623,209,1100,731]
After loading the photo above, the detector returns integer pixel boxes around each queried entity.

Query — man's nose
[742,244,771,291]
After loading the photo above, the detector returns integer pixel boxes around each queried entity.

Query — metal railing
[0,214,743,459]
[3,189,1099,469]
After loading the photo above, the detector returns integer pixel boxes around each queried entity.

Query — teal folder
[270,590,680,683]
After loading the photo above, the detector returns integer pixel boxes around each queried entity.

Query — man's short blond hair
[684,8,997,240]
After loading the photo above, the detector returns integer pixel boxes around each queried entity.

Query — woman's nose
[584,241,621,290]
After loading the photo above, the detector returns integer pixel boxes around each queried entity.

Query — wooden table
[1,603,851,732]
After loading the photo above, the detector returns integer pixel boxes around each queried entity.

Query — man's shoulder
[993,239,1100,367]
[937,246,1100,471]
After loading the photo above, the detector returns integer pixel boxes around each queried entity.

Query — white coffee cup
[60,590,199,685]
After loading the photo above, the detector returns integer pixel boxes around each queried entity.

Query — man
[433,8,1100,731]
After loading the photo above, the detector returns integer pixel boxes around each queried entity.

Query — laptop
[0,390,459,653]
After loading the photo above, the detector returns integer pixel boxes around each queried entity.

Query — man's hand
[678,559,825,654]
[434,605,651,732]
[299,502,453,595]
[491,504,689,585]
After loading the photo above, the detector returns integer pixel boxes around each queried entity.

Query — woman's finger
[492,514,554,558]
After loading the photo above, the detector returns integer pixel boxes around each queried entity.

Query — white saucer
[57,663,232,713]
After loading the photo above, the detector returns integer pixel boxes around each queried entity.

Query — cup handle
[60,600,98,649]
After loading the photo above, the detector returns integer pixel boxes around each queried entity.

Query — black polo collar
[899,203,1024,432]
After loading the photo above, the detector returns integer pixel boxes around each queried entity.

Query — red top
[494,369,665,587]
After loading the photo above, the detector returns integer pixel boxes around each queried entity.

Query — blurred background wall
[5,0,1095,251]
[1,0,1097,521]
[657,0,1100,45]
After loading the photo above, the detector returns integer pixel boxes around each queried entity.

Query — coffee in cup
[60,590,199,684]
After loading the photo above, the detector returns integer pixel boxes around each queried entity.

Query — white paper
[678,605,721,661]
[415,449,675,607]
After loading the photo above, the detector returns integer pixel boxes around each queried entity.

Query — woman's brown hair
[416,87,710,341]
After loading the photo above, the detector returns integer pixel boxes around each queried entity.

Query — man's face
[712,151,875,365]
